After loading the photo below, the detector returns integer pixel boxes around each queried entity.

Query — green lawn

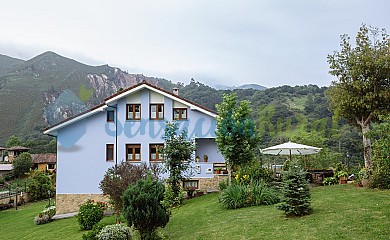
[1,184,389,240]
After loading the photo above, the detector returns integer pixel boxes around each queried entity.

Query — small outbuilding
[31,153,57,172]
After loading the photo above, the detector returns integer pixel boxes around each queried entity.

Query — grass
[0,184,389,239]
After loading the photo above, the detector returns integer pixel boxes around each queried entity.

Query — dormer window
[127,104,141,120]
[150,104,164,120]
[173,108,187,120]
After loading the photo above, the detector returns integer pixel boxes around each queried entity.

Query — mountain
[214,83,267,90]
[0,54,24,76]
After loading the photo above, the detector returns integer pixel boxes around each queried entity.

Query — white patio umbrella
[261,141,322,160]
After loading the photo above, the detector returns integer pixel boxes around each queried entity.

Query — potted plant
[214,167,222,174]
[335,170,348,184]
[196,156,200,163]
[203,154,208,162]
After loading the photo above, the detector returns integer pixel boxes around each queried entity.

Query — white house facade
[44,82,227,214]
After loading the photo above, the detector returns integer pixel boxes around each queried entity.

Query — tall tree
[12,152,32,178]
[163,121,196,204]
[327,24,390,168]
[216,93,259,182]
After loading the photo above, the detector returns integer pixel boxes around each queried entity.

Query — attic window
[173,108,187,120]
[107,110,115,122]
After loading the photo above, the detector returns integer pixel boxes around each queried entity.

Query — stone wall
[194,174,229,192]
[56,194,108,214]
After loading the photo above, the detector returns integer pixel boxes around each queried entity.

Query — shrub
[236,161,273,183]
[250,180,281,206]
[277,162,312,217]
[0,177,5,184]
[82,223,109,240]
[96,224,132,240]
[42,206,56,219]
[219,184,248,209]
[77,200,107,230]
[162,184,184,209]
[218,178,229,191]
[323,177,338,186]
[34,213,50,225]
[12,152,32,178]
[122,178,169,240]
[27,170,55,201]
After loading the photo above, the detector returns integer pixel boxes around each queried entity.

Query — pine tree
[277,161,312,217]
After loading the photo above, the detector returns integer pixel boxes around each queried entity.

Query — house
[6,146,29,163]
[44,81,227,214]
[0,164,12,177]
[31,153,57,172]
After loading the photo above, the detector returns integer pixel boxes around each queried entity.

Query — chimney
[172,88,179,96]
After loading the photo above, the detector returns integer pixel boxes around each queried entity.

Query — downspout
[109,105,118,171]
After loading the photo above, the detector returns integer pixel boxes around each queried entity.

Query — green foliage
[6,135,22,147]
[327,24,390,168]
[219,184,248,209]
[96,224,132,240]
[34,205,56,225]
[162,184,184,209]
[237,161,273,183]
[27,170,55,201]
[122,178,169,240]
[82,222,110,240]
[12,152,32,178]
[322,177,338,186]
[277,162,312,217]
[368,114,390,189]
[77,200,107,230]
[79,83,94,102]
[99,162,157,219]
[218,178,229,191]
[163,121,196,206]
[216,93,259,172]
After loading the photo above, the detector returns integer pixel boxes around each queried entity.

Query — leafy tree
[99,162,159,222]
[12,152,32,178]
[163,121,196,206]
[6,135,22,147]
[122,178,169,240]
[327,24,390,168]
[216,93,259,182]
[368,114,390,189]
[277,161,312,217]
[28,170,55,201]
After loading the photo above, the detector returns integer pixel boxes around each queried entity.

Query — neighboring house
[31,153,57,172]
[0,147,5,161]
[7,146,29,163]
[0,164,12,177]
[44,81,227,214]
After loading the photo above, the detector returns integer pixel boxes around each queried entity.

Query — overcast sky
[1,1,389,88]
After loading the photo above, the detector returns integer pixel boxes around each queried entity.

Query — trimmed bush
[42,206,56,219]
[97,224,132,240]
[122,178,169,240]
[77,200,107,230]
[34,213,50,225]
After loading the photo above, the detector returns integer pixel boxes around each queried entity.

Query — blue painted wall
[56,88,224,194]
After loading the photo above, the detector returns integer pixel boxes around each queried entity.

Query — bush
[236,161,273,183]
[219,180,281,209]
[323,177,338,186]
[162,184,184,209]
[218,178,229,191]
[27,170,55,201]
[0,177,5,184]
[277,162,312,217]
[42,206,56,219]
[34,213,50,225]
[96,224,132,240]
[77,200,107,230]
[82,223,109,240]
[122,178,169,240]
[219,184,248,209]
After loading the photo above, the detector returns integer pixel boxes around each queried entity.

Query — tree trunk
[227,164,233,186]
[361,124,372,169]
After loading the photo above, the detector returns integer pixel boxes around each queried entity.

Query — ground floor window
[126,144,141,161]
[183,180,199,190]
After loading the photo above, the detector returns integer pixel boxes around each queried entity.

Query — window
[173,108,187,120]
[150,104,164,120]
[183,180,199,189]
[107,110,115,122]
[127,104,141,120]
[47,164,55,170]
[106,144,114,161]
[150,144,164,161]
[126,144,141,161]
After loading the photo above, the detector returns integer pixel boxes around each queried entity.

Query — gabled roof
[31,153,57,164]
[44,81,217,135]
[7,146,29,151]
